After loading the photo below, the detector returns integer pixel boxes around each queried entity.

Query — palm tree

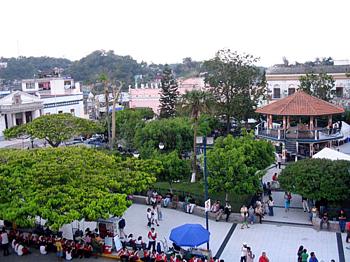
[180,90,213,182]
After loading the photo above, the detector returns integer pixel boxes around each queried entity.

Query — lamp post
[196,135,214,250]
[158,142,165,150]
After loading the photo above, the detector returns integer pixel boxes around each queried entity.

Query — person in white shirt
[17,243,24,256]
[40,244,47,255]
[1,228,10,256]
[65,249,73,260]
[240,243,248,262]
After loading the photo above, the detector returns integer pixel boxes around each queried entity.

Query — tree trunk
[226,114,230,134]
[225,192,229,202]
[111,86,121,148]
[104,84,111,146]
[191,119,198,182]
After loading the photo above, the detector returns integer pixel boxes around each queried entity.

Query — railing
[256,123,343,141]
[0,102,43,113]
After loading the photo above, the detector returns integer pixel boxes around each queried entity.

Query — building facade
[0,71,85,138]
[0,91,43,136]
[266,63,350,109]
[22,73,84,117]
[129,77,206,114]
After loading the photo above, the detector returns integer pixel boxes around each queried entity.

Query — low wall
[132,195,242,223]
[312,217,341,232]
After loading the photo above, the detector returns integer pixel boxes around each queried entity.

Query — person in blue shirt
[309,252,318,262]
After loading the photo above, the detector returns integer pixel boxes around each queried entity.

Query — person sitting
[83,243,92,258]
[156,251,167,262]
[135,236,146,249]
[117,247,130,262]
[39,243,47,255]
[163,191,173,207]
[186,195,196,214]
[127,233,136,249]
[320,212,330,230]
[210,200,221,213]
[65,248,73,261]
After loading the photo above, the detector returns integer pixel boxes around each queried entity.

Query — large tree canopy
[4,113,103,147]
[207,133,274,201]
[134,117,193,158]
[0,147,160,230]
[279,158,350,202]
[204,49,266,133]
[299,72,335,101]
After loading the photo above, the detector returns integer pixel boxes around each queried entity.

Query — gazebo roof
[256,91,344,116]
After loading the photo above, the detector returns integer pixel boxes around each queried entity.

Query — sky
[1,0,349,66]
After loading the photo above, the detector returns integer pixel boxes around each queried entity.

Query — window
[70,109,75,116]
[273,88,281,99]
[26,82,35,89]
[46,112,50,115]
[288,88,296,96]
[39,82,51,90]
[336,87,343,97]
[58,111,63,114]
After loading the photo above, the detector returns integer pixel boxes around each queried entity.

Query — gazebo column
[309,116,314,130]
[287,116,290,129]
[295,142,298,162]
[309,143,314,157]
[327,115,332,128]
[283,116,286,129]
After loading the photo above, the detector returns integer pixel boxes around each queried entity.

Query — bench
[312,217,340,232]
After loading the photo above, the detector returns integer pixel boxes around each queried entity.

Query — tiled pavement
[2,204,343,261]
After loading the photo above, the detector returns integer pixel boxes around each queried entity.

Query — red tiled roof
[256,91,344,116]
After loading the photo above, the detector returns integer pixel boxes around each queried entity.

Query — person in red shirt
[258,251,270,262]
[117,247,130,261]
[147,227,157,251]
[155,251,167,262]
[83,243,92,258]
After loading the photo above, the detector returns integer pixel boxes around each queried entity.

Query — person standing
[248,206,255,224]
[346,221,350,243]
[147,228,157,252]
[224,202,232,222]
[152,205,160,226]
[338,209,347,233]
[284,192,291,212]
[255,204,263,224]
[1,228,10,256]
[277,153,282,169]
[309,252,318,262]
[240,243,248,262]
[297,245,304,262]
[240,205,249,229]
[246,246,255,262]
[258,252,269,262]
[301,249,309,262]
[118,217,126,238]
[302,197,310,212]
[146,208,153,227]
[267,196,274,216]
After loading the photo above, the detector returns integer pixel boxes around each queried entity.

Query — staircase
[285,141,297,154]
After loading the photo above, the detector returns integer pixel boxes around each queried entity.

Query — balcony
[255,124,343,142]
[0,102,43,114]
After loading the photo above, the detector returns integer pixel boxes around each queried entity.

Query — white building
[0,71,85,138]
[0,91,43,136]
[22,73,84,117]
[266,63,350,108]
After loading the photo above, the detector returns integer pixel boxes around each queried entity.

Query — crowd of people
[0,226,103,259]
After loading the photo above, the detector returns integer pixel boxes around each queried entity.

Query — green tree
[179,90,213,181]
[134,117,193,158]
[207,133,274,201]
[115,108,154,149]
[279,158,350,202]
[299,72,335,101]
[156,150,191,190]
[204,49,266,133]
[0,147,159,230]
[4,113,103,147]
[159,65,179,118]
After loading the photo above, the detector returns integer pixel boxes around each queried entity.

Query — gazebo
[255,91,344,160]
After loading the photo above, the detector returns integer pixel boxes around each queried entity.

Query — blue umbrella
[169,224,210,247]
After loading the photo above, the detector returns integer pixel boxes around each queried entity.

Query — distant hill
[0,51,203,90]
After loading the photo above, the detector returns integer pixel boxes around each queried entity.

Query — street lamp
[158,142,165,150]
[196,135,214,250]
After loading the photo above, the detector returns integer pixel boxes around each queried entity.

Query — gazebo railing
[255,123,343,141]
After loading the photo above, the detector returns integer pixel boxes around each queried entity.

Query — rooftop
[256,91,344,116]
[266,64,350,75]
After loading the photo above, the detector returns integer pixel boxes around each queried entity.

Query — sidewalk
[262,165,311,225]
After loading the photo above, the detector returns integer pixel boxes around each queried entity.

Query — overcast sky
[1,0,349,66]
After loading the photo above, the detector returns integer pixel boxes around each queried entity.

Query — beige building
[266,63,350,108]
